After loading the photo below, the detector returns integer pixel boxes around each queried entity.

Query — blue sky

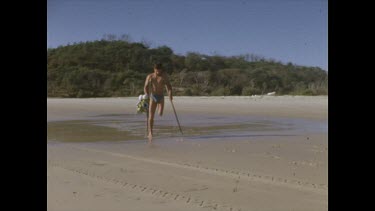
[47,0,327,70]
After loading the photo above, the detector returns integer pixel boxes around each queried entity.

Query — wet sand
[47,96,328,211]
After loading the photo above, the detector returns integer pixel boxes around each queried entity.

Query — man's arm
[144,75,151,96]
[164,75,173,101]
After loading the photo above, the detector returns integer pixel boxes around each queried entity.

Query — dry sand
[47,96,328,211]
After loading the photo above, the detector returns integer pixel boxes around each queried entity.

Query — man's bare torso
[148,73,168,95]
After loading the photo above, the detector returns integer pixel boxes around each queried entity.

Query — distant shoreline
[48,96,328,122]
[47,95,328,99]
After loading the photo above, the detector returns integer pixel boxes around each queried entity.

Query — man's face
[154,68,163,76]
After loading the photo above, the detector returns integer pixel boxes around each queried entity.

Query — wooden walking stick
[170,98,183,135]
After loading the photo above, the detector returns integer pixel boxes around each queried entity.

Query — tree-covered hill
[47,38,327,97]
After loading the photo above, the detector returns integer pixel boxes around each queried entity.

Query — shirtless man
[144,63,173,142]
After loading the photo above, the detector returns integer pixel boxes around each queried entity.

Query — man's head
[153,63,163,75]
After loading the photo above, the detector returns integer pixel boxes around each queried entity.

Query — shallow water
[47,113,327,143]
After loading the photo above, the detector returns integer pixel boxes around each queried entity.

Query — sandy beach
[47,96,328,211]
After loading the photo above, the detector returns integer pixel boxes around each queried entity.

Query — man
[144,63,173,142]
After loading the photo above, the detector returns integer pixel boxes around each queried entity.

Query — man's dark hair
[154,63,163,70]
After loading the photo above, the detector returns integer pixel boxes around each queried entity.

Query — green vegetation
[47,36,328,97]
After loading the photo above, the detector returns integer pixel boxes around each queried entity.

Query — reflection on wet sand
[48,113,327,143]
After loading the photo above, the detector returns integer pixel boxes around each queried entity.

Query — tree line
[47,36,328,97]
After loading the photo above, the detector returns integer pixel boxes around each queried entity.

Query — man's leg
[148,99,157,142]
[158,99,165,116]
